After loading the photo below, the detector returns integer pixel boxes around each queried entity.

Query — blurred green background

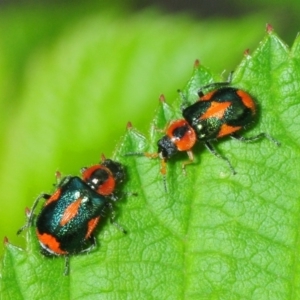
[0,0,299,255]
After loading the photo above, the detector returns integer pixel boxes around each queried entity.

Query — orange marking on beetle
[166,119,187,137]
[217,124,241,138]
[167,119,196,151]
[60,198,82,226]
[98,175,115,196]
[37,231,67,254]
[82,165,101,181]
[200,101,231,121]
[45,189,62,206]
[236,90,256,112]
[82,165,116,195]
[199,90,216,101]
[174,128,196,151]
[85,216,100,239]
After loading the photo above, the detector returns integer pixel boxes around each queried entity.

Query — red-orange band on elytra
[236,90,256,112]
[37,231,67,255]
[85,216,100,239]
[200,101,231,121]
[217,124,241,138]
[60,198,82,226]
[45,189,62,206]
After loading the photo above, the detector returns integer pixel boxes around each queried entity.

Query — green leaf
[1,9,299,300]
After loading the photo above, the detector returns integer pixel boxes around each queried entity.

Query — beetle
[17,157,125,275]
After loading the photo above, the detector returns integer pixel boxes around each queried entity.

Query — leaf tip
[25,206,31,217]
[266,23,273,33]
[159,94,166,103]
[244,48,250,56]
[3,236,9,245]
[194,59,200,68]
[101,153,106,161]
[55,171,62,181]
[126,121,133,130]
